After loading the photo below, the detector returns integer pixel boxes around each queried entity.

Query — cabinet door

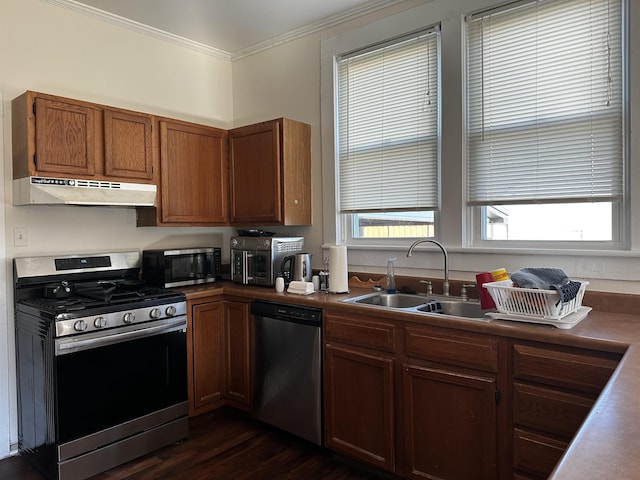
[324,343,395,472]
[229,120,282,224]
[190,301,225,414]
[104,109,154,180]
[35,96,97,176]
[224,301,251,407]
[400,364,497,480]
[159,120,228,224]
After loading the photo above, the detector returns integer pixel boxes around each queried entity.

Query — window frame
[464,0,629,250]
[330,24,442,247]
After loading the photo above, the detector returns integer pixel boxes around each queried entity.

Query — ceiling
[71,0,395,54]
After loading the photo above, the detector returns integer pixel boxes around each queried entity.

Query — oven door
[54,318,187,445]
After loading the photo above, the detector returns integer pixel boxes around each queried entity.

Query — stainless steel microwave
[142,247,222,288]
[231,236,304,287]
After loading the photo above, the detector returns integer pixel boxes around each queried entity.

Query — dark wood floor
[0,407,387,480]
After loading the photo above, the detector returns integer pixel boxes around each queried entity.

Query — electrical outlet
[14,227,28,247]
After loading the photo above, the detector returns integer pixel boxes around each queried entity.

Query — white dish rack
[483,279,589,322]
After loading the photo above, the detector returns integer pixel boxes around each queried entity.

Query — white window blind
[337,28,440,213]
[466,0,624,206]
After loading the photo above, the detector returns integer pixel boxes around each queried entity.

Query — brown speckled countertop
[182,281,640,479]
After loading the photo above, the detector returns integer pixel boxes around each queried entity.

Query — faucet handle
[419,280,433,295]
[460,283,476,301]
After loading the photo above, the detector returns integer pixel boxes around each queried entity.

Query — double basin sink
[342,291,491,321]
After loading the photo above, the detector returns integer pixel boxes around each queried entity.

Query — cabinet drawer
[405,325,498,372]
[513,344,620,394]
[513,428,567,478]
[513,382,594,439]
[325,312,396,353]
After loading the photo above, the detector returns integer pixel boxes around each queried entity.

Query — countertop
[182,281,640,479]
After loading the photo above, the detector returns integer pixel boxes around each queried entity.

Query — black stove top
[19,284,184,315]
[14,251,187,324]
[16,277,186,323]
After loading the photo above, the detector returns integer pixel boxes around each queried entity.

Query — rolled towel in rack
[511,268,582,303]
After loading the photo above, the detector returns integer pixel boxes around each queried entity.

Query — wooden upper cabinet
[229,118,311,226]
[104,108,154,180]
[34,96,97,176]
[154,119,228,225]
[12,91,157,184]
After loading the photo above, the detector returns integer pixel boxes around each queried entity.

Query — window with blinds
[336,27,440,239]
[465,0,625,243]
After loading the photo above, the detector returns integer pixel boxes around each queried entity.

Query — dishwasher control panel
[251,301,322,325]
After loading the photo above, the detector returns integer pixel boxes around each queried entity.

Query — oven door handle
[55,317,187,356]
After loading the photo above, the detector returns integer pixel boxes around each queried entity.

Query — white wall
[0,0,235,458]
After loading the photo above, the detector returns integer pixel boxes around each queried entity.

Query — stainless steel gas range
[14,251,189,480]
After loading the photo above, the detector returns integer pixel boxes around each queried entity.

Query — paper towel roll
[328,245,349,293]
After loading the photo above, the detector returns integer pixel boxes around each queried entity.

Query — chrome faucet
[406,239,449,296]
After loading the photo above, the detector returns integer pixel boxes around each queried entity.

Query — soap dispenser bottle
[386,258,397,293]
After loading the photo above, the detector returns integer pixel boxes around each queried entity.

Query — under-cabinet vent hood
[13,177,157,207]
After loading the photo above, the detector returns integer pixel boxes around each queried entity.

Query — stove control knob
[94,317,107,328]
[149,308,161,319]
[74,320,87,332]
[123,312,135,324]
[165,305,177,316]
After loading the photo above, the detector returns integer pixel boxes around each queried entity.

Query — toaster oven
[230,236,304,287]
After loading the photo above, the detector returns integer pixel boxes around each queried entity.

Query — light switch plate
[14,227,28,247]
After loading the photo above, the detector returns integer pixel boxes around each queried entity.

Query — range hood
[13,177,157,207]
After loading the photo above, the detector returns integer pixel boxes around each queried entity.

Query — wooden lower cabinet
[187,296,251,416]
[512,428,568,479]
[324,311,396,471]
[397,325,500,480]
[323,311,501,479]
[224,300,251,409]
[399,364,497,479]
[509,341,622,478]
[324,343,395,471]
[188,298,225,416]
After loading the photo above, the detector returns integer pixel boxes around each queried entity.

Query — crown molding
[231,0,407,60]
[40,0,232,60]
[41,0,407,61]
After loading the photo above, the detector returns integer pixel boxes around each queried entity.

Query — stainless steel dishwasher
[251,300,323,445]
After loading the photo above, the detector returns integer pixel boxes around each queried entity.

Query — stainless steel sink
[417,300,487,318]
[343,292,491,321]
[350,292,429,308]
